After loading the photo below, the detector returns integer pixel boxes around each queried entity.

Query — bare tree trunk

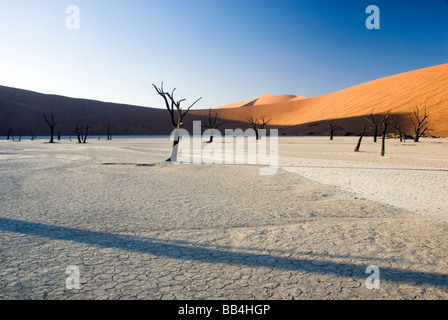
[43,114,58,143]
[75,125,82,143]
[381,111,391,157]
[83,124,89,143]
[354,125,367,152]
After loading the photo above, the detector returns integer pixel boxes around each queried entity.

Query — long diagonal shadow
[1,217,447,289]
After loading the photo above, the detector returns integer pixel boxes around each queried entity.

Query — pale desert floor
[0,136,447,300]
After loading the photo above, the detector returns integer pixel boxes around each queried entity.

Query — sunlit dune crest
[211,64,448,137]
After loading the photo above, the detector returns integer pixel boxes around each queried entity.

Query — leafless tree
[247,115,271,140]
[247,116,260,140]
[57,130,62,141]
[153,82,202,161]
[6,128,12,141]
[365,108,380,142]
[105,123,112,140]
[328,119,342,141]
[43,113,58,143]
[354,124,368,152]
[74,124,83,143]
[410,106,433,142]
[202,108,226,143]
[83,124,89,143]
[381,110,391,157]
[391,116,406,143]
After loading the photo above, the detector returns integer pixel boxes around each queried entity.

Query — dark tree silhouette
[354,124,368,152]
[328,119,342,140]
[202,109,226,143]
[247,115,271,140]
[366,109,380,142]
[43,113,58,143]
[83,124,89,143]
[392,116,406,143]
[105,123,112,140]
[74,124,83,143]
[247,116,260,140]
[6,128,12,141]
[381,110,391,157]
[57,131,62,141]
[153,82,202,161]
[410,106,433,142]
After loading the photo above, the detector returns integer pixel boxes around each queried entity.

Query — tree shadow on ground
[1,217,447,289]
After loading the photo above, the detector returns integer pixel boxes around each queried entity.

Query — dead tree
[153,82,202,161]
[43,113,58,143]
[105,123,112,140]
[354,124,367,152]
[381,110,391,157]
[247,115,271,140]
[6,128,12,141]
[57,131,62,141]
[328,119,342,140]
[247,116,260,140]
[391,116,405,143]
[366,109,380,142]
[83,124,89,143]
[410,106,432,142]
[202,108,226,143]
[74,124,83,143]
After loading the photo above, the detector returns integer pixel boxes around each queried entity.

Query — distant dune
[205,63,448,137]
[215,94,307,109]
[1,63,447,137]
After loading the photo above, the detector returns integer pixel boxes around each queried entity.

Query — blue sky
[0,0,447,109]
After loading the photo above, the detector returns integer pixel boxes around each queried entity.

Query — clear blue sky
[0,0,447,109]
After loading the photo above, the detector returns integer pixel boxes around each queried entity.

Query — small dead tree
[83,124,89,143]
[381,110,391,157]
[43,113,58,143]
[6,128,12,141]
[391,116,405,143]
[57,131,62,141]
[365,109,380,142]
[153,82,202,161]
[247,116,260,140]
[354,124,368,152]
[74,124,83,143]
[410,106,433,142]
[328,119,342,141]
[105,123,112,140]
[247,115,271,140]
[202,109,226,143]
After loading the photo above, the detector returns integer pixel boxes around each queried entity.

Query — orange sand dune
[209,64,448,136]
[215,94,307,109]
